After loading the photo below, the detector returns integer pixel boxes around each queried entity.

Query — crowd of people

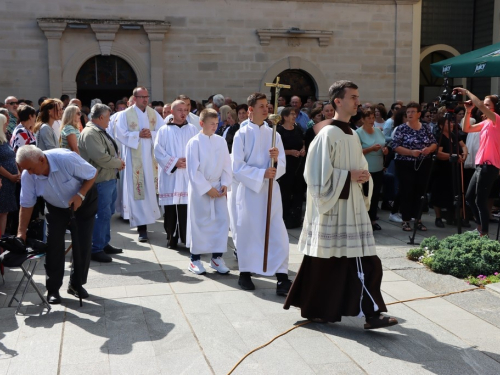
[0,82,498,327]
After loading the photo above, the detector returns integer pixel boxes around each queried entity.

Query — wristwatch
[77,192,85,201]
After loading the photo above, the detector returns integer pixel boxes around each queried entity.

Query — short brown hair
[176,94,191,101]
[406,102,421,113]
[247,92,267,107]
[361,108,374,119]
[200,108,219,122]
[17,105,36,122]
[132,86,147,96]
[328,80,358,109]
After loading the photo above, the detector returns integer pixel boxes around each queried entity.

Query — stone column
[144,25,170,102]
[38,21,67,98]
[491,2,500,94]
[410,1,422,102]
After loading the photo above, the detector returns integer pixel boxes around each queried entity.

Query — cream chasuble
[115,105,162,227]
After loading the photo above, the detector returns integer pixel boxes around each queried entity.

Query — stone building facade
[1,0,422,106]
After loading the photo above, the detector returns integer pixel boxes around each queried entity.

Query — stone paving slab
[1,213,500,374]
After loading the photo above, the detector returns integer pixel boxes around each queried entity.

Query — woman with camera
[454,88,500,237]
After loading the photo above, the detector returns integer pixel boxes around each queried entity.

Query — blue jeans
[92,179,117,253]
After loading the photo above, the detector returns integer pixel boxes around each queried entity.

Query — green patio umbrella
[430,42,500,78]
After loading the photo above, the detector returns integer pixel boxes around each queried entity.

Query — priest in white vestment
[185,108,232,275]
[154,100,198,249]
[232,93,292,296]
[284,81,398,330]
[115,87,161,242]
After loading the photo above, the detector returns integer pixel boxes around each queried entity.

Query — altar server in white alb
[232,92,292,296]
[186,108,232,274]
[154,100,198,249]
[115,87,162,242]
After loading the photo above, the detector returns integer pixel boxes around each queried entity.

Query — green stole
[124,106,159,200]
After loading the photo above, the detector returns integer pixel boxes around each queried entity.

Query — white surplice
[232,121,289,276]
[115,105,162,227]
[185,133,232,254]
[154,122,198,206]
[298,125,376,259]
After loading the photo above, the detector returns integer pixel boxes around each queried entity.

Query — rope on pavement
[226,286,481,375]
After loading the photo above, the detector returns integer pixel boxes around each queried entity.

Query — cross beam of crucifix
[265,77,291,115]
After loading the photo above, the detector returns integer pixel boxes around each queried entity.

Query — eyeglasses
[135,95,149,99]
[7,101,19,105]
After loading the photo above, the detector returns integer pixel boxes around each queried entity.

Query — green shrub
[420,236,440,251]
[406,232,500,278]
[407,248,425,261]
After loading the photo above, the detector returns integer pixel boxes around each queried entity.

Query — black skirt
[284,255,387,322]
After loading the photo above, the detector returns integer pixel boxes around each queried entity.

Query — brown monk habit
[284,120,387,323]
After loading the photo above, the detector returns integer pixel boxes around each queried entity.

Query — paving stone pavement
[1,211,500,374]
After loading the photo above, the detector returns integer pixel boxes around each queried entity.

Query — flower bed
[406,232,500,285]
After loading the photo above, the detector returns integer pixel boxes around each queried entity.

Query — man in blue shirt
[290,96,309,133]
[16,145,97,304]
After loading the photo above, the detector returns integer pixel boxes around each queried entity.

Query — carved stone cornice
[90,24,120,56]
[143,24,170,42]
[37,20,67,39]
[37,18,170,27]
[256,29,333,47]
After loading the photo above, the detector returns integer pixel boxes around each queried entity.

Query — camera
[437,78,462,107]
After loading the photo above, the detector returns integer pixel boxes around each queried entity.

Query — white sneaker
[188,260,206,275]
[389,213,403,223]
[210,257,230,274]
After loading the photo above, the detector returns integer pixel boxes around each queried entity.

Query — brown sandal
[364,314,398,330]
[402,222,412,231]
[417,222,427,231]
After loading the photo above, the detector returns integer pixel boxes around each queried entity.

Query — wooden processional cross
[263,77,291,272]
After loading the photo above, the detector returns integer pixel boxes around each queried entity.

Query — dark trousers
[278,167,304,227]
[395,159,431,222]
[466,164,499,234]
[191,253,222,261]
[45,185,97,292]
[164,204,187,244]
[368,170,384,222]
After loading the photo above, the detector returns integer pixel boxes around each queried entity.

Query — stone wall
[0,0,418,106]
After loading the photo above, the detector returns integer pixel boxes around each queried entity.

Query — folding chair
[2,252,51,314]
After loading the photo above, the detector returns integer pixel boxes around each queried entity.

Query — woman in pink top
[455,87,500,237]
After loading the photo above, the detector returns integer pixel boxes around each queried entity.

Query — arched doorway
[268,69,317,106]
[76,55,137,107]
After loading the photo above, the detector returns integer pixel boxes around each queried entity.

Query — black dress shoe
[47,291,61,304]
[435,218,445,228]
[103,244,123,254]
[91,251,112,263]
[276,279,292,296]
[167,239,178,249]
[138,231,149,243]
[67,284,89,299]
[238,273,255,290]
